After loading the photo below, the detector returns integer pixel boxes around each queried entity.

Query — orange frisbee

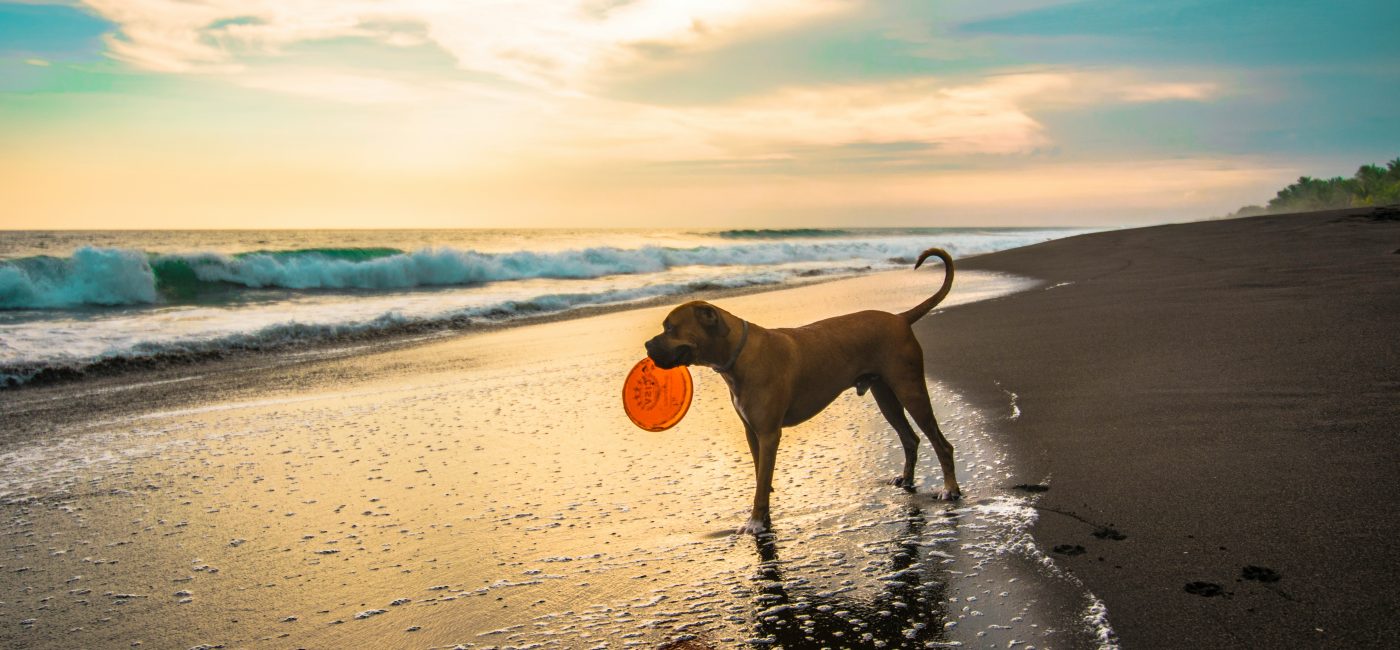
[622,357,693,431]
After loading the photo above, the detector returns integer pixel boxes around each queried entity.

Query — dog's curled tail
[900,247,955,324]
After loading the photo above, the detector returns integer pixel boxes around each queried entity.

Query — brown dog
[644,248,959,535]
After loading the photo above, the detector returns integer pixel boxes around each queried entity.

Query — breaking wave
[0,227,1093,388]
[1,240,965,310]
[0,248,159,309]
[0,268,811,388]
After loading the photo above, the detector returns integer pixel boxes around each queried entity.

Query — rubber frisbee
[622,357,693,431]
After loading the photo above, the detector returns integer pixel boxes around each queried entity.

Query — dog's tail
[899,247,954,324]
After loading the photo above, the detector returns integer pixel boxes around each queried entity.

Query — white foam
[1,231,1088,308]
[1084,597,1120,649]
[1,229,1094,386]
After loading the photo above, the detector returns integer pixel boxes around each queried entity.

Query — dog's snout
[644,334,692,369]
[644,336,669,366]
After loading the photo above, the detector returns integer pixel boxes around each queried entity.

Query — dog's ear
[695,304,730,337]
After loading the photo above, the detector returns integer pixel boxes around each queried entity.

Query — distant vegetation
[1231,157,1400,217]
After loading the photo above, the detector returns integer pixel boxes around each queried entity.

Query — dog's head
[645,301,733,369]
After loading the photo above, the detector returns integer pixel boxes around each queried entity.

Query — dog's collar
[717,319,748,373]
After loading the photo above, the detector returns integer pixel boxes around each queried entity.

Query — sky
[1,0,1397,229]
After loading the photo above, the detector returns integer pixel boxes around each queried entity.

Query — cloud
[237,69,436,104]
[76,0,1221,162]
[65,1,1231,194]
[182,67,1221,178]
[81,0,850,89]
[505,71,1220,165]
[1118,81,1218,102]
[624,74,1061,159]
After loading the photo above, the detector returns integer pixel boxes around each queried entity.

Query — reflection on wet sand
[744,506,953,649]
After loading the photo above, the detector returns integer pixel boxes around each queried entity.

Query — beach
[2,266,1104,649]
[915,207,1400,648]
[2,208,1397,649]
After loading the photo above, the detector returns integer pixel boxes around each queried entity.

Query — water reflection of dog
[743,505,956,649]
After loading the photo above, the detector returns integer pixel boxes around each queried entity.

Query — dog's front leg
[738,427,781,535]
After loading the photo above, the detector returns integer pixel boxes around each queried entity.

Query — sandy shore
[914,207,1400,648]
[8,208,1392,649]
[1,268,1113,648]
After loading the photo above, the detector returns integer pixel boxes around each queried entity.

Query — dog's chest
[729,393,753,430]
[722,376,753,430]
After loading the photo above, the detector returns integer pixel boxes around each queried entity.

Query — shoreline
[1,226,1092,390]
[914,206,1400,647]
[0,268,894,438]
[0,245,1026,440]
[0,267,873,390]
[1,261,1104,649]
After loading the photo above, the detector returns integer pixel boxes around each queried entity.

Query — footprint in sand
[1091,527,1127,541]
[1184,581,1226,597]
[1240,565,1281,583]
[1052,544,1086,556]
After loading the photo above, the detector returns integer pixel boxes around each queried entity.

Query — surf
[0,238,1027,310]
[0,228,1095,388]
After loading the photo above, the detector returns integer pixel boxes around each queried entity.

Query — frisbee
[622,357,693,431]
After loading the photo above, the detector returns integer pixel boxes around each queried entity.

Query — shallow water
[0,270,1114,649]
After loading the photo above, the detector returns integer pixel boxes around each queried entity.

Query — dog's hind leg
[888,371,961,500]
[870,379,919,492]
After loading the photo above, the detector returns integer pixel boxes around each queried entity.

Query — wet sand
[915,207,1400,648]
[1,269,1112,648]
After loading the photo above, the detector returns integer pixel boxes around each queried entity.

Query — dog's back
[768,310,924,426]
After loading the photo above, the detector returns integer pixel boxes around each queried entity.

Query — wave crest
[0,248,157,309]
[0,269,806,388]
[1,240,939,309]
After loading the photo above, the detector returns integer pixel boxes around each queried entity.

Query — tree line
[1231,157,1400,217]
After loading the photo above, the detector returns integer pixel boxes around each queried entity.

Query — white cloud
[82,0,849,88]
[502,72,1215,163]
[199,69,1219,174]
[1118,81,1218,102]
[237,69,436,104]
[705,75,1058,154]
[74,1,1226,174]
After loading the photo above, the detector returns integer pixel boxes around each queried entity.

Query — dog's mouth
[646,343,693,369]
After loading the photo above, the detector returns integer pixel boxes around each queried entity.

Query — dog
[644,248,959,535]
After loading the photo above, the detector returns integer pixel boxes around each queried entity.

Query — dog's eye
[663,323,674,333]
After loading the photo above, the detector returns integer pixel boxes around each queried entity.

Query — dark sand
[915,207,1400,648]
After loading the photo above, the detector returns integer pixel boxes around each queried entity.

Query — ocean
[0,228,1091,387]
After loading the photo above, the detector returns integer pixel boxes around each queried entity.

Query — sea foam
[0,236,1042,309]
[0,229,1090,387]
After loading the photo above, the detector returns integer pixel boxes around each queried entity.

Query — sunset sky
[2,0,1397,229]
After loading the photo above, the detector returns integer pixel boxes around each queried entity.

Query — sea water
[0,228,1091,387]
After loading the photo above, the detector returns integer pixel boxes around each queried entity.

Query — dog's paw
[933,487,963,501]
[886,477,917,493]
[736,517,770,536]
